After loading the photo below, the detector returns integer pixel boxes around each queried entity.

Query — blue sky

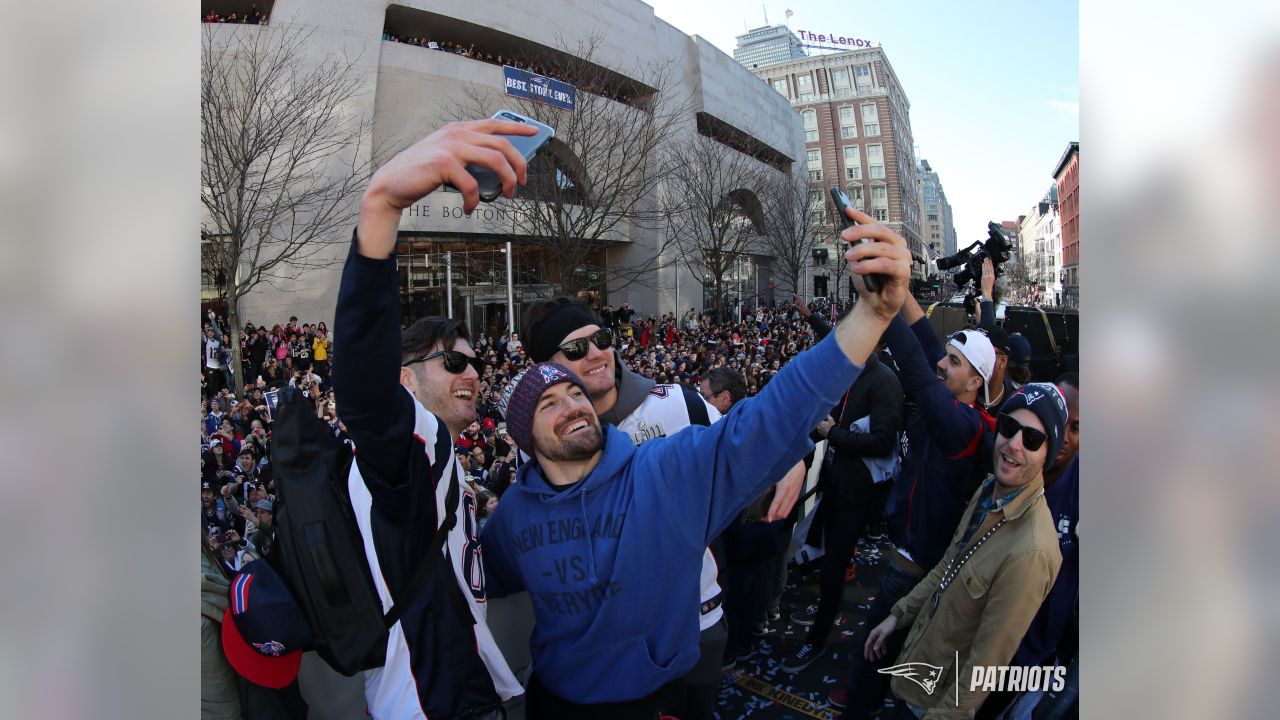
[643,0,1079,243]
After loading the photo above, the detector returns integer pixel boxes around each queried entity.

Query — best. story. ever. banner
[503,66,576,111]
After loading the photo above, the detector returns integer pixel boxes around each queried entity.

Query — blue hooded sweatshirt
[480,333,861,703]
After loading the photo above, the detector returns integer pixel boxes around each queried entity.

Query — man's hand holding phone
[357,119,538,259]
[840,206,911,323]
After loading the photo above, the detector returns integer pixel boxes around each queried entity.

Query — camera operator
[830,290,997,718]
[975,258,1019,413]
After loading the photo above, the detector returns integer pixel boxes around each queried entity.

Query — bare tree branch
[660,132,774,322]
[202,24,380,393]
[758,168,823,297]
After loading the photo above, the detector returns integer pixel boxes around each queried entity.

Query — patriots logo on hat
[539,365,567,383]
[252,640,288,657]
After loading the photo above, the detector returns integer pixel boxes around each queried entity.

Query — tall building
[917,158,955,264]
[1019,186,1063,306]
[749,46,925,294]
[1053,141,1079,307]
[733,24,807,69]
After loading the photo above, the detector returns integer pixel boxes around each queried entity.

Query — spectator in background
[1007,333,1033,387]
[311,327,331,378]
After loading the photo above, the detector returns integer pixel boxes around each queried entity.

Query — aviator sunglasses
[557,328,614,361]
[401,350,484,375]
[996,414,1048,452]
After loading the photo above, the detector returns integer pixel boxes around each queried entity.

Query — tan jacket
[889,474,1062,718]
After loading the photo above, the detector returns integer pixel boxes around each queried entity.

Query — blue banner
[503,66,576,111]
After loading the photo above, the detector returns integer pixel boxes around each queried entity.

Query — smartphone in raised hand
[446,110,556,202]
[829,186,883,293]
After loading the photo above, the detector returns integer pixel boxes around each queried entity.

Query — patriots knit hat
[997,382,1069,469]
[498,362,588,453]
[222,560,313,689]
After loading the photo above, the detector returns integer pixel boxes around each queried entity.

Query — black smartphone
[447,110,556,202]
[829,186,883,293]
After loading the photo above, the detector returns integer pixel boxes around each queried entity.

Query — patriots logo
[648,385,670,398]
[252,640,288,657]
[539,365,566,383]
[878,662,944,695]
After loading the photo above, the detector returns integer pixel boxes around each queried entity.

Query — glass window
[871,186,887,202]
[805,130,819,142]
[854,65,870,79]
[843,146,861,180]
[838,106,855,125]
[772,79,788,97]
[806,149,821,180]
[797,75,812,94]
[840,126,857,139]
[802,109,817,129]
[861,104,878,121]
[832,69,850,89]
[867,144,883,163]
[873,208,888,221]
[847,185,864,207]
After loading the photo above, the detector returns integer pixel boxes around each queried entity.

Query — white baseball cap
[947,330,995,406]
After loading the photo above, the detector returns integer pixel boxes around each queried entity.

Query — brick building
[1053,141,1079,307]
[747,46,924,294]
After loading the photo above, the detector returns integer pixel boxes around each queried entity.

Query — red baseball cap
[221,560,313,689]
[482,417,497,430]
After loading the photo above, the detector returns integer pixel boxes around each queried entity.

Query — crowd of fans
[381,34,564,84]
[201,6,268,24]
[201,286,1077,718]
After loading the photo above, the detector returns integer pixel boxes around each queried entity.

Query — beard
[537,423,603,462]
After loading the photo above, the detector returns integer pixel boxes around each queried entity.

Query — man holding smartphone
[332,118,540,719]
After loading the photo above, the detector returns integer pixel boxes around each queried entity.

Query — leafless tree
[1004,252,1036,304]
[447,34,688,297]
[201,24,378,393]
[758,169,823,296]
[661,133,773,322]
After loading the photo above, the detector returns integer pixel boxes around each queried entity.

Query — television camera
[935,222,1014,306]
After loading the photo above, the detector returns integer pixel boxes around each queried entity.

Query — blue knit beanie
[498,362,588,453]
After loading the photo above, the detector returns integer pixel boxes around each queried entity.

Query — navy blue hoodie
[1013,455,1079,666]
[883,315,996,573]
[480,333,860,703]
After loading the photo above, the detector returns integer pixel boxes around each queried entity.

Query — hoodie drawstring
[579,490,599,584]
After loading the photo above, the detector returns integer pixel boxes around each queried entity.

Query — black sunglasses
[558,328,614,361]
[401,350,483,375]
[996,414,1048,452]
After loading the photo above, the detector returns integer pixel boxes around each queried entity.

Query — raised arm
[336,120,535,484]
[652,207,913,546]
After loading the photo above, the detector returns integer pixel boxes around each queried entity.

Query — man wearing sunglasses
[830,294,999,717]
[331,119,540,719]
[863,383,1066,718]
[520,297,808,720]
[478,201,911,718]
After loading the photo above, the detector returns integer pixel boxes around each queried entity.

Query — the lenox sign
[795,30,873,48]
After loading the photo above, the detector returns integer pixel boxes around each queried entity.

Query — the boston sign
[503,66,576,111]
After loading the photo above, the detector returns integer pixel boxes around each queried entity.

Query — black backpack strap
[382,458,462,628]
[680,384,712,427]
